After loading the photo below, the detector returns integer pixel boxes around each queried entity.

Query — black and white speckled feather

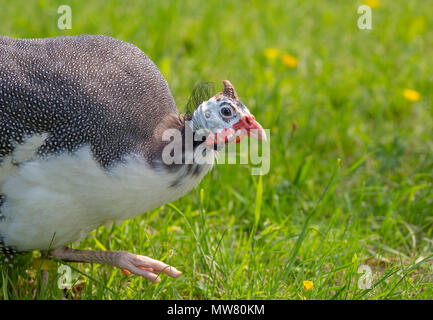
[0,35,177,167]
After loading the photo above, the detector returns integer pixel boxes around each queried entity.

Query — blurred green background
[1,0,432,299]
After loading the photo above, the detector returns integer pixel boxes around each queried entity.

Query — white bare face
[192,97,246,131]
[191,96,266,146]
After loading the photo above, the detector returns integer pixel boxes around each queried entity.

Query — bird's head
[190,80,266,146]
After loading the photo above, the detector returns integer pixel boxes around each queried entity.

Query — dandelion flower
[264,48,280,61]
[364,0,380,8]
[303,280,314,291]
[281,53,298,68]
[403,89,420,102]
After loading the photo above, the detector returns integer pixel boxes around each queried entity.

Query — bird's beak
[205,114,266,146]
[232,114,267,143]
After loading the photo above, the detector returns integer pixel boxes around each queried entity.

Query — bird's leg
[48,247,182,282]
[37,269,49,299]
[32,257,51,299]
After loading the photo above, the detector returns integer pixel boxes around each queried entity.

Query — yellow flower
[364,0,379,8]
[281,53,298,68]
[264,48,280,61]
[303,280,314,291]
[403,89,420,102]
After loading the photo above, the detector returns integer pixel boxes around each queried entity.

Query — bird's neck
[189,103,209,132]
[151,113,214,172]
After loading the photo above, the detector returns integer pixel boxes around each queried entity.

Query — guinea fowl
[0,35,266,282]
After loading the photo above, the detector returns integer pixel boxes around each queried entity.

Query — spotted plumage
[0,35,177,168]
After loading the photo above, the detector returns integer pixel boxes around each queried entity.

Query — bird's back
[0,35,178,167]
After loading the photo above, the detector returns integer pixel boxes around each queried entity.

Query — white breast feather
[0,134,48,189]
[0,136,213,251]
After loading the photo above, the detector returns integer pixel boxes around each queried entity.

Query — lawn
[1,0,433,299]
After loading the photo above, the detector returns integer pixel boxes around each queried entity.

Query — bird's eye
[220,106,233,118]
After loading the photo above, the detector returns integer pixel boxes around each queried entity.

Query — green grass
[1,0,433,299]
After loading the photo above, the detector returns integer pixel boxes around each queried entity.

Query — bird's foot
[116,252,182,282]
[49,247,182,282]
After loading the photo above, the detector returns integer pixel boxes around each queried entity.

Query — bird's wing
[0,35,178,167]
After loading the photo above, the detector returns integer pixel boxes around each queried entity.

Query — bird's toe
[118,252,182,281]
